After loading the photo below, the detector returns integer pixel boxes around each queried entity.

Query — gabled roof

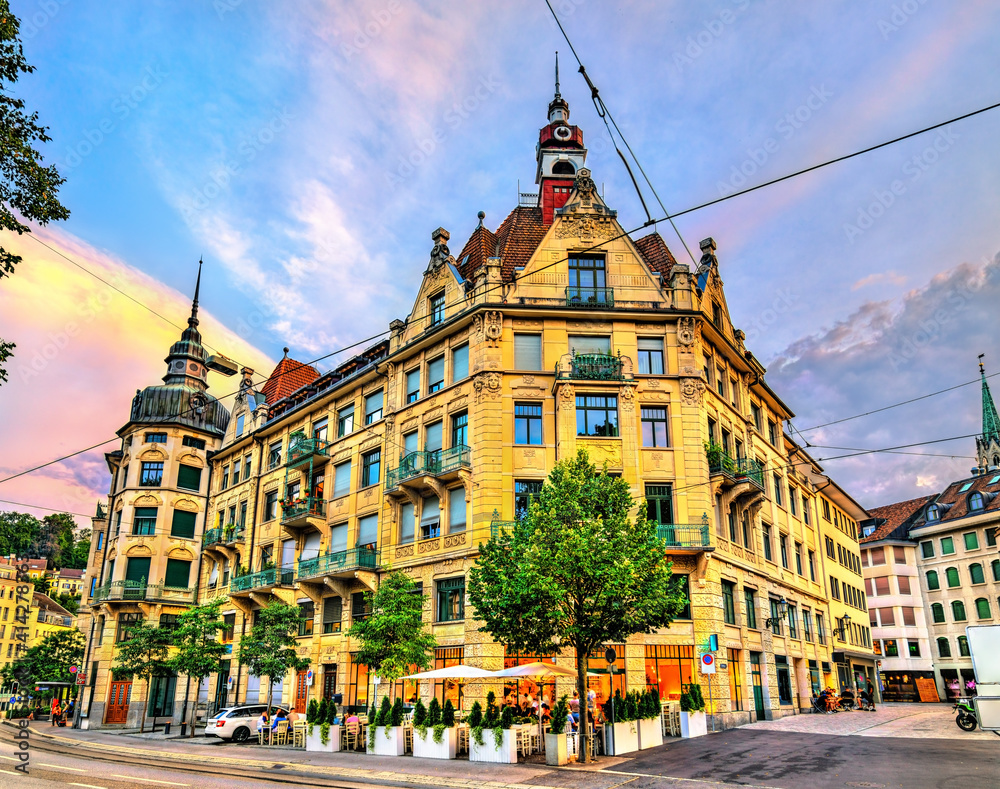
[56,568,84,579]
[456,206,548,283]
[633,232,678,275]
[455,223,497,280]
[261,353,319,407]
[862,496,933,543]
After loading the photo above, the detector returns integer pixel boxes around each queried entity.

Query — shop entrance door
[105,680,132,724]
[295,670,309,714]
[323,664,337,700]
[775,657,793,705]
[749,652,765,721]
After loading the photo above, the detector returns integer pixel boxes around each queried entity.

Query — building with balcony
[76,266,231,729]
[179,83,873,728]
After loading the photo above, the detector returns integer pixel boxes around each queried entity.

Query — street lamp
[833,613,852,640]
[764,597,788,629]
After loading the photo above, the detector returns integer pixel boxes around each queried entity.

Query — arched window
[931,602,945,623]
[946,567,960,588]
[993,559,1000,582]
[926,570,940,590]
[975,598,991,619]
[937,637,951,658]
[958,636,971,657]
[969,492,985,511]
[926,505,940,522]
[952,600,966,621]
[970,563,985,584]
[551,160,576,175]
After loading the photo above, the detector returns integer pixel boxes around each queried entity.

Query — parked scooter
[954,700,978,731]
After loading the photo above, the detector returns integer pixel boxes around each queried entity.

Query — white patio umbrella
[492,661,599,740]
[400,665,496,680]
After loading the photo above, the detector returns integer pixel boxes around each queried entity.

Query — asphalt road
[607,728,1000,789]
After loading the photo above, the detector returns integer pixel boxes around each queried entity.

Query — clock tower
[535,54,588,225]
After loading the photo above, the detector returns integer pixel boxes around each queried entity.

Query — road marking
[69,784,107,789]
[38,762,86,771]
[0,755,17,761]
[111,775,188,786]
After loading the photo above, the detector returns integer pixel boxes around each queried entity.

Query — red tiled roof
[455,224,497,280]
[862,496,933,543]
[633,232,678,275]
[924,473,1000,523]
[261,355,319,406]
[495,206,547,281]
[57,568,84,579]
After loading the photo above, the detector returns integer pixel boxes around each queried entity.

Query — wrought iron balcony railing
[91,580,195,603]
[706,449,765,490]
[297,547,381,580]
[230,566,294,593]
[385,445,471,489]
[561,352,624,381]
[565,286,614,309]
[656,522,712,549]
[281,496,326,523]
[204,525,245,546]
[286,437,332,467]
[490,509,518,541]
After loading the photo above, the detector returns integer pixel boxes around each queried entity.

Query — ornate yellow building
[80,87,873,730]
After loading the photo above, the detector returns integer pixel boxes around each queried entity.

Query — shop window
[644,644,695,703]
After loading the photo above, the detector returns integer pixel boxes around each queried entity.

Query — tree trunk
[576,646,591,764]
[188,676,196,738]
[139,680,148,734]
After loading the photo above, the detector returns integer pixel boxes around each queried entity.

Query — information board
[914,677,939,702]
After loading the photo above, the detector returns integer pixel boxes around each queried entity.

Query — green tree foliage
[346,570,435,702]
[236,600,309,718]
[111,621,171,733]
[0,511,40,557]
[0,629,83,688]
[0,2,71,385]
[441,699,455,727]
[54,592,79,615]
[468,449,687,762]
[169,600,228,737]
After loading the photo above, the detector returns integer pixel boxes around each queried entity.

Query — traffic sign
[605,647,617,664]
[226,676,234,691]
[306,669,314,686]
[75,674,86,686]
[700,653,716,675]
[69,665,78,674]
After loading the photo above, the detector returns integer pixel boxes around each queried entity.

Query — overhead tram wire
[544,0,699,266]
[8,96,1000,486]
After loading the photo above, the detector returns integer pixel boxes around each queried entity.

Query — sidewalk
[740,701,998,741]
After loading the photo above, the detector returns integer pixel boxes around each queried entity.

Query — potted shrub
[412,697,457,759]
[307,698,341,752]
[680,685,707,739]
[367,697,405,756]
[545,694,571,766]
[637,689,663,750]
[604,692,639,755]
[469,692,517,764]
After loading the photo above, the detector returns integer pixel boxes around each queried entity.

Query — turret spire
[980,355,1000,445]
[554,51,560,100]
[190,257,202,328]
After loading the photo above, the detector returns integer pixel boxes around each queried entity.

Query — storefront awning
[832,650,877,664]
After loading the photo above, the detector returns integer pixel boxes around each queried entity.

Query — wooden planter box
[606,721,639,755]
[680,711,707,739]
[306,724,341,752]
[638,717,663,749]
[412,727,457,760]
[469,729,518,763]
[367,725,405,756]
[545,732,568,766]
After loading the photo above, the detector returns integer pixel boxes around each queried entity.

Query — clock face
[554,125,572,141]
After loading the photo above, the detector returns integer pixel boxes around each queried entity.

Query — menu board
[915,677,939,703]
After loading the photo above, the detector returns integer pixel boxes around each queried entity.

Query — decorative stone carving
[680,377,707,406]
[483,311,502,346]
[558,384,575,410]
[555,215,616,242]
[418,538,440,554]
[677,317,701,347]
[428,227,451,271]
[620,385,635,411]
[444,533,467,549]
[574,168,598,202]
[395,545,415,559]
[473,372,502,403]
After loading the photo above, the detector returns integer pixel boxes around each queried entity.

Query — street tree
[237,600,309,718]
[347,570,436,703]
[111,621,171,733]
[0,629,83,691]
[0,511,40,557]
[468,449,687,763]
[169,599,229,737]
[0,2,71,384]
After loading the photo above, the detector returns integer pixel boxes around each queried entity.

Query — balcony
[230,566,295,594]
[297,547,381,582]
[386,445,471,490]
[281,497,326,529]
[656,520,713,551]
[91,580,195,604]
[560,353,624,382]
[565,287,614,309]
[707,448,765,491]
[204,525,245,547]
[490,510,517,541]
[286,436,332,469]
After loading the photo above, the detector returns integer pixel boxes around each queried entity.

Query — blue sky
[2,0,999,522]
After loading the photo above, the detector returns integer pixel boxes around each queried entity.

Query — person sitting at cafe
[271,709,288,730]
[540,703,551,724]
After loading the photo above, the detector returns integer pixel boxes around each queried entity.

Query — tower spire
[554,51,560,100]
[980,355,1000,445]
[190,257,202,327]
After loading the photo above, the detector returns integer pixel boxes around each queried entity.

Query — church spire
[980,355,1000,445]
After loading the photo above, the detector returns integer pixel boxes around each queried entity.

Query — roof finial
[554,51,560,99]
[980,353,986,375]
[189,257,203,327]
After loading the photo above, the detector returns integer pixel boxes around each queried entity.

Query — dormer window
[926,504,941,522]
[969,492,985,511]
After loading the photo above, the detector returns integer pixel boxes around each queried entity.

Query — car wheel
[233,726,251,742]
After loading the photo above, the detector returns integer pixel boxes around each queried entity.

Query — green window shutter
[164,559,191,589]
[177,464,202,491]
[125,557,151,584]
[170,510,197,539]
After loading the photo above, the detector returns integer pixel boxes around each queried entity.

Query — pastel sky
[2,0,999,526]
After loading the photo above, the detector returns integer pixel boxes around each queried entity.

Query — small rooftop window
[990,474,1000,485]
[960,482,973,492]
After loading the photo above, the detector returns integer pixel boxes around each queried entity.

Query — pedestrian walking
[866,680,877,712]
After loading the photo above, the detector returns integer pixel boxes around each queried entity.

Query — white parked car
[205,705,289,742]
